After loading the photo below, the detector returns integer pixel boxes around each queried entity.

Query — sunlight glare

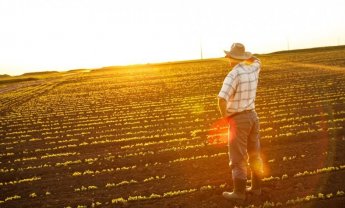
[0,0,345,75]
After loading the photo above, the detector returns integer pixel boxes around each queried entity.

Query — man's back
[218,58,261,113]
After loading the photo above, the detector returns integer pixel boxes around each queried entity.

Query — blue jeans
[227,110,263,180]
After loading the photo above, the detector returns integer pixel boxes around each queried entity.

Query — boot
[246,172,262,195]
[223,178,246,203]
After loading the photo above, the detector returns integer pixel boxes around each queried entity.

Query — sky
[1,0,345,76]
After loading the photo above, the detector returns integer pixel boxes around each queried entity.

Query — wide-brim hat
[224,43,252,60]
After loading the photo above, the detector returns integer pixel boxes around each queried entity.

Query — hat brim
[224,50,252,60]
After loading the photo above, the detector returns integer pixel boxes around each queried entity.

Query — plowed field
[1,46,345,207]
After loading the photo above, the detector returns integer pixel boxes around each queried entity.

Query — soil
[0,46,345,207]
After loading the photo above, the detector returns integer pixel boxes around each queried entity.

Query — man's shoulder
[239,59,261,71]
[232,64,243,71]
[228,65,244,78]
[236,63,251,71]
[251,57,262,68]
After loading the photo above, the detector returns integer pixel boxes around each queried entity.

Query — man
[218,43,264,203]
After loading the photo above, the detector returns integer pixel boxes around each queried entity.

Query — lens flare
[207,117,238,146]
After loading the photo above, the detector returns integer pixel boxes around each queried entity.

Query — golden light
[0,0,345,75]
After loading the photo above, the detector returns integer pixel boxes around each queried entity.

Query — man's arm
[218,97,229,119]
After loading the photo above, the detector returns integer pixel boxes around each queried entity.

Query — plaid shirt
[218,58,261,113]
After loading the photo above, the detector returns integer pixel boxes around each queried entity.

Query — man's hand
[218,97,229,119]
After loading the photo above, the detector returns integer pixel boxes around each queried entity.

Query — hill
[269,45,345,55]
[0,46,344,207]
[0,74,11,78]
[4,45,344,78]
[22,71,59,76]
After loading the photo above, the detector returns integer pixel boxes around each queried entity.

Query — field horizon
[1,45,345,79]
[0,45,345,207]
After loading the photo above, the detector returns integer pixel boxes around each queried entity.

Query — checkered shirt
[218,58,261,113]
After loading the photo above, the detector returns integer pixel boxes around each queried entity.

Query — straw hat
[224,43,252,60]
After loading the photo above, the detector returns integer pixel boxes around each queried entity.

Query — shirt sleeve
[218,69,239,102]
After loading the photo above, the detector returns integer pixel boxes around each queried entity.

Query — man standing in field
[218,43,264,203]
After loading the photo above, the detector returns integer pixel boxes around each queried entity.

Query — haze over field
[1,0,345,76]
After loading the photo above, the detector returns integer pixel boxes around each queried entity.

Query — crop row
[1,163,343,207]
